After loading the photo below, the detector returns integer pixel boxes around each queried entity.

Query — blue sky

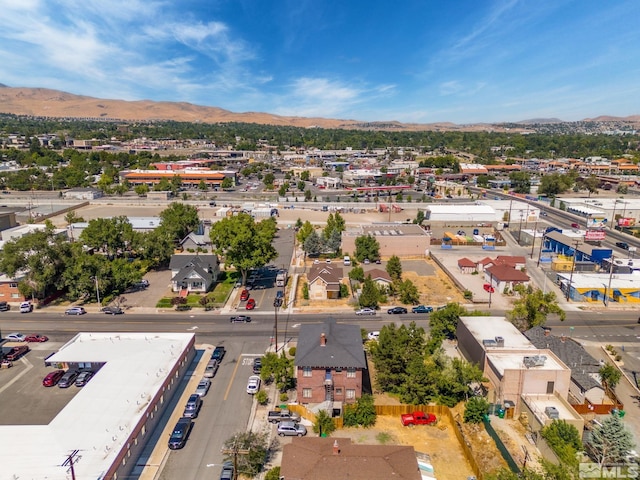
[1,0,639,124]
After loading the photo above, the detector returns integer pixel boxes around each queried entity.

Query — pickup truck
[5,345,29,361]
[267,409,301,424]
[400,411,437,426]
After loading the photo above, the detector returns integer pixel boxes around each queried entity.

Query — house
[62,187,103,200]
[307,264,343,300]
[295,318,367,406]
[493,255,527,270]
[484,265,530,291]
[457,257,477,274]
[169,254,219,294]
[0,272,27,302]
[179,232,213,253]
[364,268,392,287]
[476,257,494,272]
[280,437,421,480]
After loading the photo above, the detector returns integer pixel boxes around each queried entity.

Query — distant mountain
[0,86,638,132]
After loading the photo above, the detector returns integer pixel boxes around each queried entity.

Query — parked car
[75,371,94,387]
[411,305,433,314]
[252,357,262,374]
[273,297,283,307]
[19,301,33,313]
[195,378,211,397]
[219,461,234,480]
[5,332,26,342]
[168,417,193,449]
[25,334,48,342]
[5,345,29,361]
[277,421,307,437]
[230,315,252,323]
[182,394,203,418]
[240,289,250,301]
[355,307,376,316]
[245,298,256,310]
[363,258,370,264]
[212,346,226,361]
[203,359,219,378]
[570,223,580,229]
[101,306,124,315]
[65,306,86,315]
[267,409,301,424]
[616,242,630,250]
[0,301,9,311]
[483,284,495,293]
[42,370,65,387]
[401,411,437,426]
[246,375,261,395]
[387,306,408,314]
[58,370,79,388]
[367,331,380,341]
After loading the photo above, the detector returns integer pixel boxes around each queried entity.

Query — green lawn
[155,271,238,308]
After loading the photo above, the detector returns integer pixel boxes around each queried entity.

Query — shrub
[288,347,296,357]
[464,397,489,424]
[279,393,289,403]
[265,467,281,480]
[255,390,268,405]
[615,355,622,362]
[312,409,336,436]
[463,290,473,300]
[302,282,309,300]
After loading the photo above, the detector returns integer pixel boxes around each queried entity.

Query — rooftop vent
[523,355,547,368]
[495,336,505,347]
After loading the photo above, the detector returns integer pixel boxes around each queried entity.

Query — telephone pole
[221,434,250,480]
[565,240,581,301]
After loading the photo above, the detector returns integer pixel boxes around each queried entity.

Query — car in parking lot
[246,298,256,310]
[483,283,495,293]
[212,346,226,361]
[367,331,380,341]
[230,315,252,323]
[412,305,433,314]
[182,394,203,418]
[75,371,94,387]
[219,461,234,480]
[355,307,376,316]
[203,359,219,378]
[273,297,283,307]
[387,306,408,314]
[240,289,250,301]
[252,357,262,374]
[5,332,26,342]
[43,370,65,387]
[616,242,630,250]
[5,345,29,361]
[246,375,261,394]
[101,306,124,315]
[58,370,79,388]
[168,417,193,450]
[25,334,48,342]
[195,378,211,397]
[65,307,86,315]
[277,421,307,437]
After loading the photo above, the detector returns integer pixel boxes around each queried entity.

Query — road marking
[187,326,199,330]
[223,354,264,401]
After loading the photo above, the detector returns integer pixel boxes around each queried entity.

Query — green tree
[198,179,208,191]
[509,171,531,194]
[588,415,635,467]
[303,230,323,257]
[343,394,376,427]
[359,275,380,308]
[134,184,149,196]
[222,431,269,478]
[210,213,278,285]
[354,234,380,262]
[464,397,489,424]
[313,409,336,436]
[260,352,295,392]
[159,202,200,244]
[64,210,84,226]
[579,175,600,197]
[538,173,573,196]
[599,363,622,392]
[348,266,365,282]
[300,170,310,181]
[296,220,314,246]
[398,279,420,304]
[297,180,305,191]
[79,216,135,258]
[265,467,281,480]
[386,255,402,281]
[304,189,312,201]
[414,210,425,225]
[221,177,233,190]
[263,172,275,188]
[427,302,467,352]
[507,285,565,331]
[540,420,582,466]
[339,283,349,298]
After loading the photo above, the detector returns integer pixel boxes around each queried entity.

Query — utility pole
[536,229,546,267]
[604,254,615,307]
[530,218,538,258]
[565,240,581,301]
[62,450,80,480]
[274,303,279,353]
[221,434,250,480]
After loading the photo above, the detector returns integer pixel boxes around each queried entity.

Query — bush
[313,409,336,436]
[279,392,289,403]
[255,390,268,405]
[615,355,622,362]
[265,467,281,480]
[288,347,296,357]
[463,290,473,300]
[343,394,376,428]
[463,397,489,424]
[302,282,309,300]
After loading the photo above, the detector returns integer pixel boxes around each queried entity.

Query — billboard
[585,230,606,241]
[587,217,608,229]
[618,217,636,227]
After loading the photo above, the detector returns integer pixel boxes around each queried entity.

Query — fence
[287,404,344,430]
[483,417,521,474]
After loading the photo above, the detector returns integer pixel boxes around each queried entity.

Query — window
[335,388,343,396]
[346,389,355,399]
[303,367,312,377]
[11,293,20,298]
[546,381,554,394]
[346,367,356,378]
[9,283,17,288]
[303,388,312,398]
[334,367,343,373]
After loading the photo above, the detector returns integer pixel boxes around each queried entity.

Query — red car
[43,370,65,387]
[25,334,48,343]
[483,283,495,293]
[246,298,256,310]
[240,289,250,301]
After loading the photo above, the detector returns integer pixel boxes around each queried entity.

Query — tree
[198,179,208,191]
[300,170,310,181]
[348,266,365,282]
[159,202,200,244]
[359,275,380,308]
[260,352,295,392]
[134,184,149,196]
[463,397,489,424]
[325,229,342,254]
[588,415,635,467]
[210,213,278,285]
[398,279,419,304]
[263,172,275,188]
[296,220,314,246]
[580,175,600,197]
[297,180,305,191]
[265,467,281,480]
[386,255,402,281]
[303,230,323,257]
[222,431,269,478]
[343,394,376,427]
[538,173,573,197]
[354,234,380,262]
[313,409,336,436]
[599,363,621,392]
[79,216,135,258]
[427,302,468,351]
[509,171,531,194]
[540,420,582,466]
[414,210,425,225]
[507,285,565,331]
[64,210,84,226]
[221,177,233,190]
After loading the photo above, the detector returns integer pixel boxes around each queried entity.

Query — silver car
[195,378,211,397]
[277,421,307,437]
[203,360,219,378]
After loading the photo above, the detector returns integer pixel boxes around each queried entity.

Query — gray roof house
[295,318,367,405]
[169,254,219,294]
[179,232,213,252]
[524,326,605,404]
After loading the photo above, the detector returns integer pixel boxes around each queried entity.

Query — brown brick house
[295,318,366,405]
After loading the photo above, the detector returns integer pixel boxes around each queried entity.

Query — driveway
[118,270,173,309]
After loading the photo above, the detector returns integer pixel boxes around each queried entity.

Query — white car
[246,375,261,395]
[367,331,380,341]
[355,308,376,316]
[195,378,211,397]
[19,302,33,313]
[6,332,26,342]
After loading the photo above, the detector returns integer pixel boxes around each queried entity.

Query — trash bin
[498,408,505,419]
[619,410,626,418]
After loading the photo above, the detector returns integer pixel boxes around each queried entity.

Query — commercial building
[342,224,431,258]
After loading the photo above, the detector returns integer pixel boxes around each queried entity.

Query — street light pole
[565,240,581,301]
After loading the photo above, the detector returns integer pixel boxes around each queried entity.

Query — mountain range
[1,85,639,132]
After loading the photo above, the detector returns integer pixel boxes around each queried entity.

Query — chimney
[560,334,566,343]
[320,333,327,347]
[333,440,340,455]
[544,329,550,337]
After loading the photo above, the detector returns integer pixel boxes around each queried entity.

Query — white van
[343,256,351,266]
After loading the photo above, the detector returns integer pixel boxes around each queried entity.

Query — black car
[230,315,251,323]
[101,306,124,315]
[273,297,283,307]
[212,346,226,361]
[616,242,630,250]
[168,417,193,450]
[387,307,408,314]
[75,371,94,387]
[252,357,263,374]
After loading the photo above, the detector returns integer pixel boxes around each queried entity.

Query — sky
[1,0,639,124]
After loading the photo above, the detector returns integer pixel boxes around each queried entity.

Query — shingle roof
[280,437,421,480]
[169,254,218,271]
[524,326,603,392]
[308,264,343,285]
[365,268,392,282]
[485,265,530,282]
[458,257,476,268]
[295,318,366,369]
